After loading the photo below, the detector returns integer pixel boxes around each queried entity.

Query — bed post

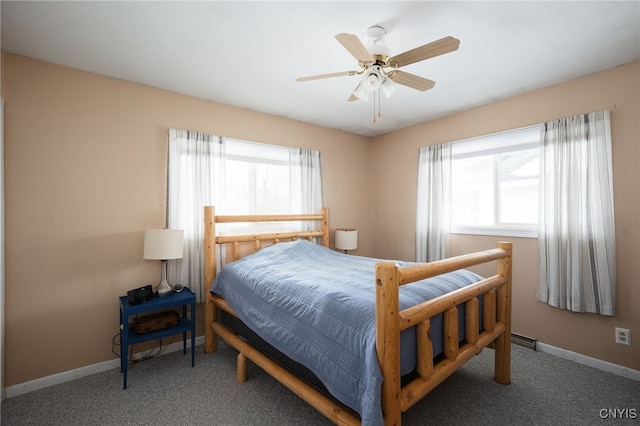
[204,206,217,353]
[321,207,330,247]
[494,241,512,384]
[376,262,401,426]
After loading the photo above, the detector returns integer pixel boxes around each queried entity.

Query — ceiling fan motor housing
[364,26,391,64]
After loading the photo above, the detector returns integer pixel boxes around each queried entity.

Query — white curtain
[167,129,224,303]
[537,110,616,316]
[416,143,452,262]
[290,148,323,232]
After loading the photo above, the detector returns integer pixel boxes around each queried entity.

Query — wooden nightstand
[119,287,196,389]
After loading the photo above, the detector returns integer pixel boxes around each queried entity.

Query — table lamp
[335,228,358,253]
[143,229,184,297]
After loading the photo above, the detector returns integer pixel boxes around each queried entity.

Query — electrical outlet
[615,327,631,346]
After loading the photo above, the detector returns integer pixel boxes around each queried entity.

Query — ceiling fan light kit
[363,65,383,91]
[296,25,460,122]
[354,69,397,102]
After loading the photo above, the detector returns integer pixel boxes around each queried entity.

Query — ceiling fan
[297,26,460,102]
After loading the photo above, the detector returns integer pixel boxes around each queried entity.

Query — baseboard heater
[511,333,537,350]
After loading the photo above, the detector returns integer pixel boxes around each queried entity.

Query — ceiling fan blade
[296,70,358,82]
[347,93,359,102]
[388,70,435,91]
[388,36,460,68]
[335,33,375,64]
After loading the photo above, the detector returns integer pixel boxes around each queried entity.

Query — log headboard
[203,206,330,288]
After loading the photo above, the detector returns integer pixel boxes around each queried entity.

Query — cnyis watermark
[599,408,638,420]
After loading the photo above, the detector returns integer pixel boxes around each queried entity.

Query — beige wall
[371,61,640,371]
[3,51,639,387]
[2,53,372,386]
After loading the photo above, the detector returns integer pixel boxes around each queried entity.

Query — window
[223,139,291,216]
[450,125,541,237]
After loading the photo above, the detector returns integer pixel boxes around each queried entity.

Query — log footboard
[376,241,512,424]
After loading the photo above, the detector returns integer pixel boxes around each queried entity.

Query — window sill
[450,227,538,239]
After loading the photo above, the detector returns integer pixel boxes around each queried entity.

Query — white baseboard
[5,335,205,399]
[536,342,640,381]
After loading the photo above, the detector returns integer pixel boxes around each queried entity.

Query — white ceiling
[2,1,639,137]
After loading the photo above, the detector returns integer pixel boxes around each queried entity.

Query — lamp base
[156,279,174,297]
[156,260,174,297]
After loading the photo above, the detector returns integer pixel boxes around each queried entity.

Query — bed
[203,206,512,425]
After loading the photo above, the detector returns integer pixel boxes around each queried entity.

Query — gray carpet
[2,342,639,425]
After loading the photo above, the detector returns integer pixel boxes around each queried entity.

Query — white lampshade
[353,82,370,102]
[335,228,358,251]
[380,77,397,99]
[143,229,184,297]
[143,229,184,260]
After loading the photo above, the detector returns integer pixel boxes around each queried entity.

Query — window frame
[449,125,541,239]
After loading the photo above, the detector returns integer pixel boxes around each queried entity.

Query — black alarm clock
[127,285,154,305]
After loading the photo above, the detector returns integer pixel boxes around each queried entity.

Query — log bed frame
[203,206,512,425]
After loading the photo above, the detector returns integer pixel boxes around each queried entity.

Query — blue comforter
[210,240,482,425]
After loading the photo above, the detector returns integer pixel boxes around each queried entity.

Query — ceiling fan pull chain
[373,89,381,123]
[373,92,377,123]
